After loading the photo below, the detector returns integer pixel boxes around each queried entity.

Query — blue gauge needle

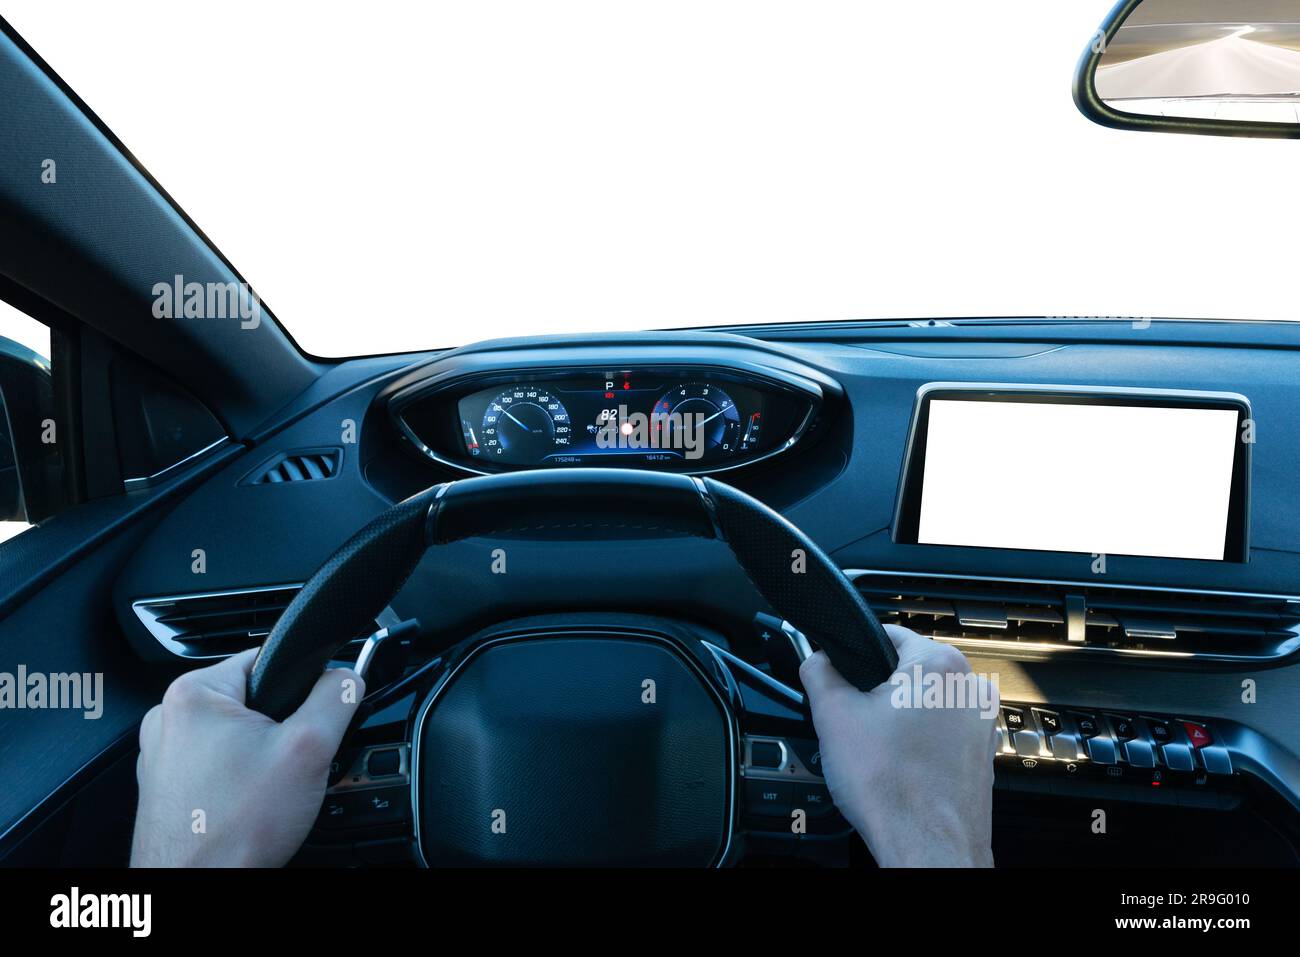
[501,408,530,430]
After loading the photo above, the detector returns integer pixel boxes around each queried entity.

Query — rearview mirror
[1075,0,1300,137]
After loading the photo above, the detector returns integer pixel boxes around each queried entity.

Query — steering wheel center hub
[412,629,735,867]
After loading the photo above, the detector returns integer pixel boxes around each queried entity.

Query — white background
[917,399,1241,560]
[2,0,1298,358]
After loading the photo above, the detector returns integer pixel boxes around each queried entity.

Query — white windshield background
[5,1,1298,356]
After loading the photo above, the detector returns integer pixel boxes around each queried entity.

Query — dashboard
[104,326,1300,613]
[87,324,1300,866]
[388,363,826,474]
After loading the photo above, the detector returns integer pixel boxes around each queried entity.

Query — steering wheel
[247,469,898,866]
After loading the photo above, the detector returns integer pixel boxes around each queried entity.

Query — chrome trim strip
[123,437,231,492]
[326,744,411,794]
[353,628,390,681]
[702,641,805,709]
[780,620,814,662]
[130,583,303,660]
[956,610,1009,630]
[1124,623,1178,641]
[410,630,739,868]
[847,567,1300,604]
[741,736,826,785]
[846,568,1300,664]
[743,736,789,775]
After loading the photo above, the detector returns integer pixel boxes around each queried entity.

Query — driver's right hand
[800,624,999,867]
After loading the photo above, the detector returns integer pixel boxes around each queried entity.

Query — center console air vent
[131,585,372,662]
[849,570,1300,664]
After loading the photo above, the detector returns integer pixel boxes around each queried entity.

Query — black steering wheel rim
[248,469,898,720]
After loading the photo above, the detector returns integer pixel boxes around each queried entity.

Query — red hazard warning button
[1182,721,1213,748]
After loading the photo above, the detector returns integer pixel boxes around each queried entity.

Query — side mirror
[1075,0,1300,138]
[0,337,63,527]
[0,388,24,523]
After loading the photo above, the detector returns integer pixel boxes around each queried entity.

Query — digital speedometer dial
[479,387,572,461]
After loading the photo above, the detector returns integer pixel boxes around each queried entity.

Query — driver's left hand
[131,648,363,867]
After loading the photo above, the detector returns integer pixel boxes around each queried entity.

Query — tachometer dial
[652,383,742,458]
[480,388,572,461]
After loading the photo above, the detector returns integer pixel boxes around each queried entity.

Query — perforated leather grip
[247,484,444,721]
[247,470,898,719]
[701,477,899,693]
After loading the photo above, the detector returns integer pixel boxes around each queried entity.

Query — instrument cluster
[391,366,823,475]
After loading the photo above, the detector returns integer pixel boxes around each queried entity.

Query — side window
[0,299,65,543]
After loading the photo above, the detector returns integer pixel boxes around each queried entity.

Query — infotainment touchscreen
[893,387,1251,562]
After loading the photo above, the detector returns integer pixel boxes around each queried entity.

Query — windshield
[7,1,1298,356]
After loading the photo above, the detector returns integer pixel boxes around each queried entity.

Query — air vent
[243,449,341,485]
[850,570,1300,664]
[132,585,372,661]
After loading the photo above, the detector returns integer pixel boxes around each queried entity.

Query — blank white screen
[916,399,1240,561]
